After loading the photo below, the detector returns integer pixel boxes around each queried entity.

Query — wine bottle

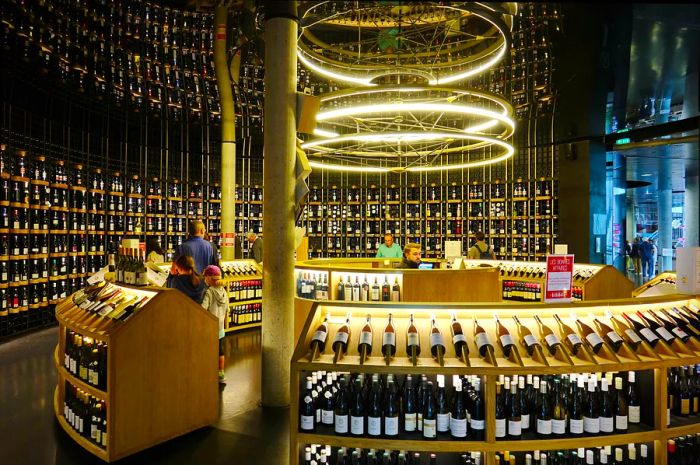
[406,313,421,365]
[422,381,437,440]
[607,312,643,349]
[429,317,446,365]
[569,375,584,436]
[614,376,628,432]
[332,315,351,364]
[650,309,691,342]
[551,378,567,437]
[494,315,517,358]
[357,315,372,364]
[470,378,485,440]
[299,376,316,432]
[513,315,541,356]
[534,314,563,355]
[621,312,660,348]
[495,382,507,439]
[360,276,369,301]
[553,314,583,356]
[636,310,676,344]
[381,276,390,301]
[402,375,417,433]
[583,376,600,435]
[508,380,522,439]
[451,313,469,364]
[473,318,495,359]
[349,378,365,436]
[576,316,605,354]
[518,376,530,432]
[333,376,349,436]
[391,277,400,301]
[450,378,468,439]
[594,317,624,352]
[320,373,335,426]
[381,313,396,365]
[336,277,344,300]
[351,276,360,301]
[626,371,641,425]
[535,381,552,438]
[308,316,328,360]
[370,277,380,301]
[367,376,382,437]
[599,378,614,434]
[384,379,399,438]
[434,375,449,435]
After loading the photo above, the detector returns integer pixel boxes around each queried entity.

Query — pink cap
[203,265,222,277]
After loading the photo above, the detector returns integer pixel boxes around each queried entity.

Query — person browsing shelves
[175,220,217,274]
[467,231,496,260]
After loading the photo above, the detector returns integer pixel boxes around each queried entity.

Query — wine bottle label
[70,359,77,374]
[311,331,328,342]
[475,332,492,350]
[359,331,372,345]
[430,333,446,348]
[508,419,522,436]
[437,413,450,432]
[91,423,98,440]
[452,334,467,345]
[350,416,364,435]
[404,413,417,431]
[300,414,314,430]
[333,332,349,345]
[371,289,379,300]
[583,416,600,434]
[382,332,396,346]
[64,353,70,368]
[523,334,539,347]
[569,418,584,434]
[615,415,628,430]
[384,416,399,436]
[391,290,399,301]
[367,416,381,436]
[521,413,530,429]
[536,419,551,435]
[606,331,623,343]
[499,334,515,348]
[470,418,485,430]
[417,413,423,431]
[321,409,334,425]
[552,418,566,434]
[567,333,583,346]
[407,332,420,347]
[585,333,604,347]
[656,327,675,342]
[639,327,658,343]
[599,416,614,433]
[672,327,689,339]
[334,414,349,434]
[450,417,467,437]
[544,334,560,347]
[682,398,691,415]
[422,419,436,438]
[88,369,98,386]
[495,418,506,437]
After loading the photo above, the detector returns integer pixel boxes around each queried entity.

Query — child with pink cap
[201,265,227,383]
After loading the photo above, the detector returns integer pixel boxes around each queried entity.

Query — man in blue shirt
[376,233,403,258]
[175,220,217,274]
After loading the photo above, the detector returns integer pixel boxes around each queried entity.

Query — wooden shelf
[225,321,261,333]
[54,387,109,461]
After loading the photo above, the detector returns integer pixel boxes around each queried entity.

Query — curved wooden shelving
[53,387,109,461]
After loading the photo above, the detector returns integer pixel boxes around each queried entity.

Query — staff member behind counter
[397,243,422,269]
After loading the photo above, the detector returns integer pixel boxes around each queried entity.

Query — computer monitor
[418,262,434,270]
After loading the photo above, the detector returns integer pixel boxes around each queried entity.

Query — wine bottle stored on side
[429,317,446,366]
[332,315,351,364]
[451,313,470,364]
[622,312,660,347]
[513,315,542,356]
[608,312,643,349]
[308,316,328,360]
[357,315,372,364]
[594,317,624,352]
[381,313,396,365]
[534,314,564,355]
[406,313,421,365]
[494,315,516,358]
[576,316,605,354]
[474,318,496,361]
[553,314,583,356]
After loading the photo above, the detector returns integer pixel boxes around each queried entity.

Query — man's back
[177,236,215,274]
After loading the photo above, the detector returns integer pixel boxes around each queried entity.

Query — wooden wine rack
[221,259,264,333]
[53,283,219,462]
[290,294,700,465]
[633,272,678,298]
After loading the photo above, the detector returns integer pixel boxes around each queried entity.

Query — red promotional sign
[221,232,236,247]
[545,254,575,302]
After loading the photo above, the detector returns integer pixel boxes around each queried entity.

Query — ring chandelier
[302,86,515,173]
[297,2,517,173]
[298,2,517,86]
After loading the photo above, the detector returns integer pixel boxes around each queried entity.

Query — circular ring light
[298,2,516,86]
[302,86,515,172]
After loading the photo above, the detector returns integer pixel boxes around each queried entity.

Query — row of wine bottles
[668,434,700,465]
[112,247,149,286]
[307,304,700,366]
[668,365,700,418]
[228,279,262,302]
[301,443,651,465]
[229,303,262,326]
[63,381,108,449]
[297,273,402,302]
[221,263,260,277]
[493,371,640,439]
[299,372,485,439]
[71,281,154,323]
[64,329,108,390]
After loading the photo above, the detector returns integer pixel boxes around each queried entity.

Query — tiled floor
[0,327,289,465]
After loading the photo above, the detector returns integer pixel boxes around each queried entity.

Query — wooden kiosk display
[632,272,678,298]
[290,258,700,465]
[53,282,219,462]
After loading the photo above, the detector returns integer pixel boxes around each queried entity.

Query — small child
[201,265,228,383]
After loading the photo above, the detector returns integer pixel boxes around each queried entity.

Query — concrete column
[214,6,236,260]
[612,152,627,272]
[658,157,673,272]
[261,2,297,408]
[685,169,699,248]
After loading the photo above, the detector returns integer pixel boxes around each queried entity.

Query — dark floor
[0,327,289,465]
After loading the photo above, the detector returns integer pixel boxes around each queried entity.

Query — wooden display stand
[632,272,678,298]
[291,294,700,465]
[53,284,219,462]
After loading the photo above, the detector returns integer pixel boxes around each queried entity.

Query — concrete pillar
[612,152,627,272]
[261,2,297,408]
[214,6,236,260]
[658,157,673,272]
[685,169,699,248]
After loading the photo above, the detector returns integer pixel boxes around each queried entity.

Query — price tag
[147,268,168,287]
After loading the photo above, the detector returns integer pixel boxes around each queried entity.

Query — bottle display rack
[291,295,700,465]
[53,280,218,462]
[633,272,678,298]
[220,259,263,332]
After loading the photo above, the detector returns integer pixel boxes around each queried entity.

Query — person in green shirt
[375,233,403,258]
